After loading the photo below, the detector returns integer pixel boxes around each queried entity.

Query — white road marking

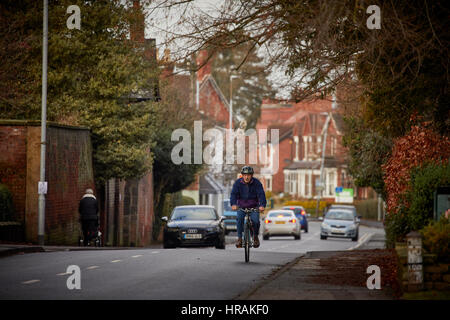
[22,279,40,284]
[56,272,71,276]
[132,255,142,258]
[86,266,100,270]
[347,232,373,250]
[151,251,159,254]
[110,260,122,263]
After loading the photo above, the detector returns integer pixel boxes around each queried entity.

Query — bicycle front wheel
[244,223,251,263]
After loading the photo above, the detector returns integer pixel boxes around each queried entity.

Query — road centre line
[22,279,40,284]
[132,255,142,258]
[110,260,122,263]
[86,266,100,270]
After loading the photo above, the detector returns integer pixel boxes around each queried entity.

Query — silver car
[320,209,359,241]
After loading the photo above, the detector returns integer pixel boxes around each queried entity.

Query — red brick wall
[44,126,95,245]
[0,122,95,244]
[0,126,28,223]
[104,172,154,247]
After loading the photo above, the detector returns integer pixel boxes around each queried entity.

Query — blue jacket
[230,177,266,209]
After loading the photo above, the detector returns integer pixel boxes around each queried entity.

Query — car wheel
[305,226,308,233]
[215,237,226,249]
[320,235,327,240]
[163,240,176,249]
[352,235,358,242]
[294,234,300,240]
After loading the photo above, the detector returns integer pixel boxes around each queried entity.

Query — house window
[289,172,297,194]
[331,136,337,156]
[328,172,335,196]
[284,173,290,193]
[266,177,272,191]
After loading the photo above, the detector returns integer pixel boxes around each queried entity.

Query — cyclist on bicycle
[230,166,266,248]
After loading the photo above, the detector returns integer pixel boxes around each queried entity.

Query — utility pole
[315,112,331,217]
[38,0,48,245]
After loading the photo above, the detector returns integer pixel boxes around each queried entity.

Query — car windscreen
[325,210,354,221]
[268,212,294,218]
[331,206,356,213]
[171,208,217,221]
[223,200,232,211]
[283,207,303,215]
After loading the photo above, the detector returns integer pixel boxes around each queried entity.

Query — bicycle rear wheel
[244,223,251,263]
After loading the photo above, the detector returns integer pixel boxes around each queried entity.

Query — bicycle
[240,207,259,263]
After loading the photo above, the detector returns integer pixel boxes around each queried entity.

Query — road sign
[335,186,343,193]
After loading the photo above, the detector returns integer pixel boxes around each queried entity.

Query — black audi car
[161,205,226,249]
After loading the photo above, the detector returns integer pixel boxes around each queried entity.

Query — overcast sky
[143,0,292,99]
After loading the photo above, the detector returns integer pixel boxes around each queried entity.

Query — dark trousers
[81,219,98,246]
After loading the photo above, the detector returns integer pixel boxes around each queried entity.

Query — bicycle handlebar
[240,207,260,213]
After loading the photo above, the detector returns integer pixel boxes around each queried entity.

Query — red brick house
[255,95,370,201]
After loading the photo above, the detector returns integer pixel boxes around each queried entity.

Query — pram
[78,219,102,247]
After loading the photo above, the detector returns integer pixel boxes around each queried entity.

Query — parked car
[222,199,237,235]
[262,210,301,240]
[161,205,226,249]
[320,209,359,241]
[282,206,309,232]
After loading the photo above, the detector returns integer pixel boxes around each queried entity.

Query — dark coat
[79,194,98,220]
[230,177,267,209]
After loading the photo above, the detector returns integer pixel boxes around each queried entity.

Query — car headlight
[347,224,356,230]
[166,227,179,232]
[206,227,219,233]
[321,222,330,229]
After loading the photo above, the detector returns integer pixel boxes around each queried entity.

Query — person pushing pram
[78,188,100,246]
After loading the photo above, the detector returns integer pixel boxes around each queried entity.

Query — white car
[262,210,301,240]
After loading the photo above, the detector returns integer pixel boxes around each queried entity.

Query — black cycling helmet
[241,166,254,174]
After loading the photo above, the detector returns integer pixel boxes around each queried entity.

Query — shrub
[182,196,196,205]
[382,125,450,215]
[385,162,450,247]
[406,162,450,231]
[283,199,333,214]
[384,209,410,248]
[421,217,450,263]
[0,184,14,221]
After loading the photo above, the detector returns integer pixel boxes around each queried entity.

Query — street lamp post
[229,75,239,132]
[38,0,48,245]
[228,75,239,197]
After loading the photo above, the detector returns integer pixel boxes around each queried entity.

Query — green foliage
[211,43,275,129]
[385,162,450,248]
[0,0,159,184]
[385,210,410,249]
[406,162,450,231]
[182,196,196,206]
[0,184,14,221]
[421,217,450,263]
[342,116,392,197]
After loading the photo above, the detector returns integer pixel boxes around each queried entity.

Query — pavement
[235,232,396,300]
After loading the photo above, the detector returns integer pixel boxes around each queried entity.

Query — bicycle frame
[241,208,259,263]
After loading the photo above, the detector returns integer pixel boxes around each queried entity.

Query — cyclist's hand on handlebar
[232,205,238,211]
[259,206,265,212]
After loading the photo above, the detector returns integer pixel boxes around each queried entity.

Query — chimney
[130,0,145,43]
[196,50,212,83]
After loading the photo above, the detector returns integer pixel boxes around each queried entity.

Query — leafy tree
[150,78,204,240]
[0,0,159,184]
[149,0,449,197]
[211,43,275,129]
